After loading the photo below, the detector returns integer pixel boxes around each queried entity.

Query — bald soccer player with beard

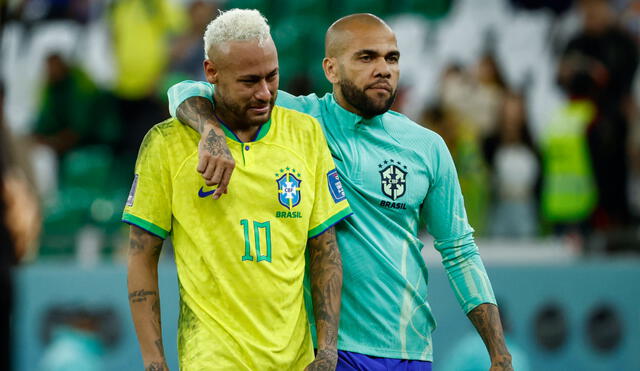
[166,13,513,371]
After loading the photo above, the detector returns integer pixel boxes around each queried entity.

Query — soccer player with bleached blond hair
[124,9,351,371]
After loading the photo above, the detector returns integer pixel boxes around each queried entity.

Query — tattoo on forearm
[154,338,164,355]
[176,97,215,134]
[309,227,342,349]
[128,289,157,303]
[468,303,512,367]
[145,361,166,371]
[129,227,163,257]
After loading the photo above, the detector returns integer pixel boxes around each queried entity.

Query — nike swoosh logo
[198,187,215,198]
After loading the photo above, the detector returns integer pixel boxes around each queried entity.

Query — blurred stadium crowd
[1,0,639,263]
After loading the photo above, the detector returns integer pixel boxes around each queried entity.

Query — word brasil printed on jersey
[378,159,408,209]
[122,105,351,370]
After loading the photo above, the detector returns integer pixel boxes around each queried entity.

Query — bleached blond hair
[203,9,271,60]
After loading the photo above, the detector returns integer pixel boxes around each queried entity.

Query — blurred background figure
[38,306,118,371]
[483,91,540,239]
[32,52,120,160]
[1,81,41,371]
[541,65,598,237]
[558,0,639,232]
[108,0,186,159]
[167,0,219,82]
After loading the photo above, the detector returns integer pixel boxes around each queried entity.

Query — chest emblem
[379,160,408,200]
[276,168,302,209]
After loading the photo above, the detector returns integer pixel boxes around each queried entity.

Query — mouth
[248,105,270,114]
[366,83,392,94]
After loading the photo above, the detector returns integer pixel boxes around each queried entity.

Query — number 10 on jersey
[240,219,272,262]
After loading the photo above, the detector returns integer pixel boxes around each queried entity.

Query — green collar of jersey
[217,116,272,143]
[327,93,384,127]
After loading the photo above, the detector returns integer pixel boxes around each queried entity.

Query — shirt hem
[122,213,169,240]
[308,207,352,239]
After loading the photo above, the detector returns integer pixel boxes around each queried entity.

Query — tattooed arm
[176,97,234,199]
[127,225,169,371]
[467,303,513,371]
[305,227,342,371]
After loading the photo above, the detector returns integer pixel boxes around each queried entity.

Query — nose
[254,79,272,102]
[374,58,392,79]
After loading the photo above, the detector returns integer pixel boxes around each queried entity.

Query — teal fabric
[167,81,496,361]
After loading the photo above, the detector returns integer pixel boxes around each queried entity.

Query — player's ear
[204,59,219,84]
[323,57,339,84]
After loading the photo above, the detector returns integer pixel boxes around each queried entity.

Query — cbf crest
[378,159,407,200]
[275,167,302,209]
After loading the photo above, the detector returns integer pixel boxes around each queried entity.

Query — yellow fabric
[110,0,185,99]
[123,105,351,370]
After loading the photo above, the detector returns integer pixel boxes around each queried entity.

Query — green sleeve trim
[308,207,353,239]
[122,213,169,240]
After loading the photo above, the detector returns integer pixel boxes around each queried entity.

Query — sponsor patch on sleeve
[126,174,139,207]
[327,169,346,203]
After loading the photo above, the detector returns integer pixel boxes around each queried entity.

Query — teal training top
[168,81,496,361]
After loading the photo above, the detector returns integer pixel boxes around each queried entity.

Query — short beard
[215,93,274,128]
[339,78,396,118]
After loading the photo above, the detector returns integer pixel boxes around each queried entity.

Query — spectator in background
[108,0,186,159]
[543,62,598,235]
[1,82,41,371]
[441,54,507,140]
[32,53,120,161]
[483,92,540,239]
[558,0,639,230]
[168,0,219,82]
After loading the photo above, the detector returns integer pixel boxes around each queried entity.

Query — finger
[202,161,216,181]
[212,169,228,199]
[212,184,225,200]
[197,153,209,173]
[209,165,224,188]
[219,165,233,193]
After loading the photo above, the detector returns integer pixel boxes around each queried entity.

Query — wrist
[316,348,338,355]
[200,120,220,134]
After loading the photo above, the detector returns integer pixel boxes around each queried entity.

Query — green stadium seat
[331,0,390,19]
[59,146,114,191]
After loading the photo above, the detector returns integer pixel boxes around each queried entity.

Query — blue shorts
[337,350,432,371]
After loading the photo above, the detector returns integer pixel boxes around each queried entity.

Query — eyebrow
[354,49,401,58]
[238,68,279,80]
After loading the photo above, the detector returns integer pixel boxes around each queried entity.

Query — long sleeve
[421,136,496,313]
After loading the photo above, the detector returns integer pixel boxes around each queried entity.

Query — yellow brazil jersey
[122,105,352,370]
